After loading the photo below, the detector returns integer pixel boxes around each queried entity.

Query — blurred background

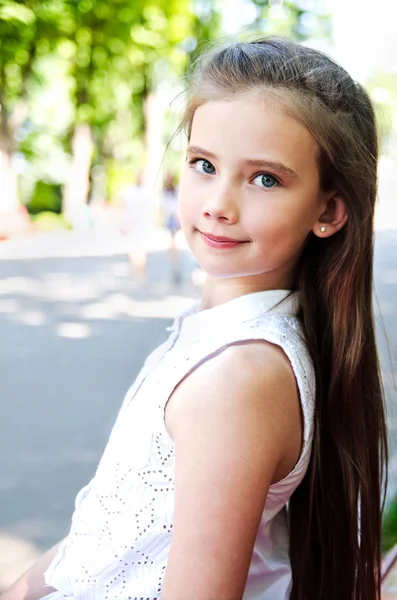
[0,0,397,593]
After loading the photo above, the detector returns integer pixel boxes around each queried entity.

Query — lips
[199,230,248,249]
[201,232,244,243]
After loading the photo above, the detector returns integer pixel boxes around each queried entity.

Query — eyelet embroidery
[46,311,315,599]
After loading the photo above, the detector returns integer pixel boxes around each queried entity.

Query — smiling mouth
[198,230,249,249]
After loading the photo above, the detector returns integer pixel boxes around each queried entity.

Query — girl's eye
[253,173,280,189]
[191,159,215,175]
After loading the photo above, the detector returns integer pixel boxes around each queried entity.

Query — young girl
[3,37,387,600]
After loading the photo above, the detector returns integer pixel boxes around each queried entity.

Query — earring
[320,226,326,233]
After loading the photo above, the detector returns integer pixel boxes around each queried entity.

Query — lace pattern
[45,295,315,600]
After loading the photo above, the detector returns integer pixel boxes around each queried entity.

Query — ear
[312,191,348,238]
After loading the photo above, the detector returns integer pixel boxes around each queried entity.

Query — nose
[201,182,239,223]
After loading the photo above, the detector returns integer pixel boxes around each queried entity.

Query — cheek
[247,197,316,251]
[177,179,194,232]
[178,172,200,223]
[251,191,318,235]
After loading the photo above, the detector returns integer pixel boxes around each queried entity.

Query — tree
[4,0,330,221]
[245,0,331,41]
[0,0,223,218]
[59,0,205,220]
[0,0,62,211]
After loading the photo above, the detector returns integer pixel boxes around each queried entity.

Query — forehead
[189,90,320,173]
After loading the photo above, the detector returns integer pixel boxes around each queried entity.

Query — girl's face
[179,90,329,292]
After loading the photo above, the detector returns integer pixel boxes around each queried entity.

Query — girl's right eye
[189,159,216,175]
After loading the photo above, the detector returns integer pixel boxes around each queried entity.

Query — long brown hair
[180,38,388,599]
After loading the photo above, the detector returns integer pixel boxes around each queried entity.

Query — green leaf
[0,1,36,24]
[130,24,166,49]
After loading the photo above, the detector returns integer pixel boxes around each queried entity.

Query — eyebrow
[187,145,299,179]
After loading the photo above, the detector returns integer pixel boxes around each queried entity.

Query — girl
[2,37,387,600]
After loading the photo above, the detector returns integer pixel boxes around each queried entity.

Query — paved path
[0,227,395,590]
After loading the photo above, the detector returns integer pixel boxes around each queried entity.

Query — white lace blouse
[43,288,315,600]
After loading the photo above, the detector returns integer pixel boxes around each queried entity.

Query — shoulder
[166,339,302,481]
[167,339,299,422]
[216,338,297,384]
[161,340,302,599]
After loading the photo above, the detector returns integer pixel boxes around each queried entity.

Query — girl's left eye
[252,173,280,189]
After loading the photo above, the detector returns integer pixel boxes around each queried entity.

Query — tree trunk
[0,99,19,211]
[0,143,19,211]
[143,91,165,190]
[62,123,93,225]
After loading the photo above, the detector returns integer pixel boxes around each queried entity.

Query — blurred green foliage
[383,497,397,552]
[366,72,397,158]
[26,181,62,215]
[241,0,330,40]
[0,0,331,212]
[31,211,72,232]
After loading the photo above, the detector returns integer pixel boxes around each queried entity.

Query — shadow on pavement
[0,249,199,557]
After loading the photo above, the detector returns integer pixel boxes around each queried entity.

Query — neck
[200,275,291,310]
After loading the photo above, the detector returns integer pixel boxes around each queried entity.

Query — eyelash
[188,157,282,189]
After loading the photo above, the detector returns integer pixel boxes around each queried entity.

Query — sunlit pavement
[0,227,200,589]
[0,222,395,590]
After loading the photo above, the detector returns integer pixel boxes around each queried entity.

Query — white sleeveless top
[44,289,315,600]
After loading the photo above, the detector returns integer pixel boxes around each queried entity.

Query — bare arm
[0,539,64,600]
[162,341,302,600]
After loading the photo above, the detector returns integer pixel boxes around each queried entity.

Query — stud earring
[320,226,326,233]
